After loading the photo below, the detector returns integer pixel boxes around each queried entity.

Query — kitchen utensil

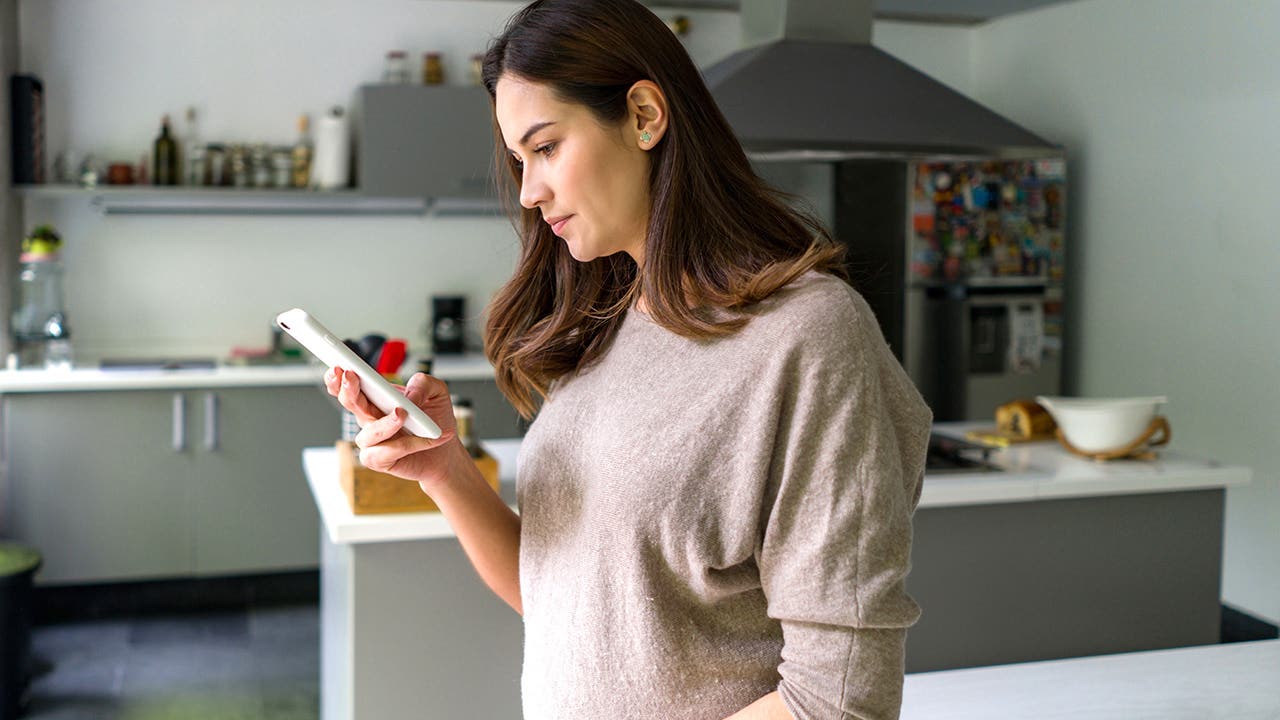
[375,339,407,376]
[1035,395,1169,456]
[356,334,386,366]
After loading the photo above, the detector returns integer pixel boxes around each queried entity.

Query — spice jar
[228,144,250,187]
[251,144,272,187]
[383,50,410,83]
[469,54,484,86]
[206,143,226,186]
[271,148,293,188]
[422,52,444,85]
[107,163,134,185]
[187,145,207,187]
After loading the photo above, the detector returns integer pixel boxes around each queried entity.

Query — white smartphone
[275,308,442,439]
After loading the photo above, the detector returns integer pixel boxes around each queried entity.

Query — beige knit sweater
[516,270,932,720]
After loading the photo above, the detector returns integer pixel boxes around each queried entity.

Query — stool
[0,542,41,720]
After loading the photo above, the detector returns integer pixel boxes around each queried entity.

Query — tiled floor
[25,604,319,720]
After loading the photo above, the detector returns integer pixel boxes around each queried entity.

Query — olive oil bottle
[152,114,178,185]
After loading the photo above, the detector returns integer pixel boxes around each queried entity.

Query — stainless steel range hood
[703,0,1060,160]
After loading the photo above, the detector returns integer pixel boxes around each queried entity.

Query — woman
[325,0,931,718]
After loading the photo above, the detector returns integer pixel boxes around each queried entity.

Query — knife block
[336,440,498,514]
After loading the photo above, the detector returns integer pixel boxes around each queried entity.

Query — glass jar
[228,144,249,187]
[383,50,410,83]
[251,144,272,188]
[206,143,227,186]
[187,145,207,186]
[271,148,293,188]
[12,229,72,370]
[422,52,444,85]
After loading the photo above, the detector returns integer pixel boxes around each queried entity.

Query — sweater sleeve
[756,291,931,720]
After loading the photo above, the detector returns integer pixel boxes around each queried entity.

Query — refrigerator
[831,158,1068,421]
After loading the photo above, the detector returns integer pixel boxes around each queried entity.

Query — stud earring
[640,131,652,143]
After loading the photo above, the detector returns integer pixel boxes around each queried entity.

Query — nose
[519,165,550,210]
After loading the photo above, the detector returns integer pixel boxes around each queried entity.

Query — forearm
[725,691,793,720]
[431,440,523,614]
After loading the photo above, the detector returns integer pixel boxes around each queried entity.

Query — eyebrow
[509,121,556,153]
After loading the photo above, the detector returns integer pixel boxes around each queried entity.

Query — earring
[640,131,652,143]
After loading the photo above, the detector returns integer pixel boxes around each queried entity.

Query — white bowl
[1034,396,1167,453]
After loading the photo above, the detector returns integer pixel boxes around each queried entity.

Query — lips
[546,215,572,235]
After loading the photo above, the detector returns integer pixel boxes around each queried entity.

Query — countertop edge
[0,355,495,393]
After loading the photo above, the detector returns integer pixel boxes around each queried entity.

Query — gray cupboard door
[4,390,197,583]
[188,386,338,575]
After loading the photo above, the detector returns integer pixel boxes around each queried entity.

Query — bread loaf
[996,399,1056,438]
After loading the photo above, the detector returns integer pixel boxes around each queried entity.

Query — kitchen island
[303,426,1249,717]
[305,440,523,720]
[901,638,1279,719]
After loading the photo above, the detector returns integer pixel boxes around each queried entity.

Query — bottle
[181,106,201,186]
[452,397,482,458]
[11,225,72,370]
[152,114,178,185]
[291,114,312,188]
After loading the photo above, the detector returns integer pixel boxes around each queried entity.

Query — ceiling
[651,0,1074,24]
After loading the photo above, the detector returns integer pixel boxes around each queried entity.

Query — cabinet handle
[203,392,220,452]
[172,393,187,452]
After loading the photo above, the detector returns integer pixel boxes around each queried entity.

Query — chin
[563,238,597,263]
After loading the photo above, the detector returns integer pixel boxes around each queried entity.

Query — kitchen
[1,0,1277,718]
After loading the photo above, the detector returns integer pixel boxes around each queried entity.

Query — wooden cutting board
[965,428,1057,447]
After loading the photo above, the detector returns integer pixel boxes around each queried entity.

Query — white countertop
[304,439,520,545]
[902,638,1280,719]
[305,426,1249,544]
[0,353,495,393]
[923,421,1250,507]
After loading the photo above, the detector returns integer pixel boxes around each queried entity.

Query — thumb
[404,371,448,404]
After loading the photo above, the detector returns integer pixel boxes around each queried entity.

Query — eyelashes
[511,142,557,171]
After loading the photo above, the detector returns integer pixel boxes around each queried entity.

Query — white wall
[15,0,743,359]
[970,0,1280,624]
[14,1,967,361]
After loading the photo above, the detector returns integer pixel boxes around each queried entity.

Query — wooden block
[336,440,499,515]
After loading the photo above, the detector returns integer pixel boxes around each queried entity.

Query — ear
[626,80,668,150]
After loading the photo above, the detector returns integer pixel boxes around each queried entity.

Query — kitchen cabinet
[190,387,338,575]
[3,390,195,583]
[2,385,337,583]
[357,85,500,210]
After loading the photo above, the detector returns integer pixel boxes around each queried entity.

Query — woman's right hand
[324,367,460,493]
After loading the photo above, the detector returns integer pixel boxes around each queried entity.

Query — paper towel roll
[311,106,350,190]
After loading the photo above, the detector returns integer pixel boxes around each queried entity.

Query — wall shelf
[13,185,430,216]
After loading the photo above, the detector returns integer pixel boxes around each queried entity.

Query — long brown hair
[481,0,846,419]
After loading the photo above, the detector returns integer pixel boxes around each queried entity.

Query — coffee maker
[430,295,466,355]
